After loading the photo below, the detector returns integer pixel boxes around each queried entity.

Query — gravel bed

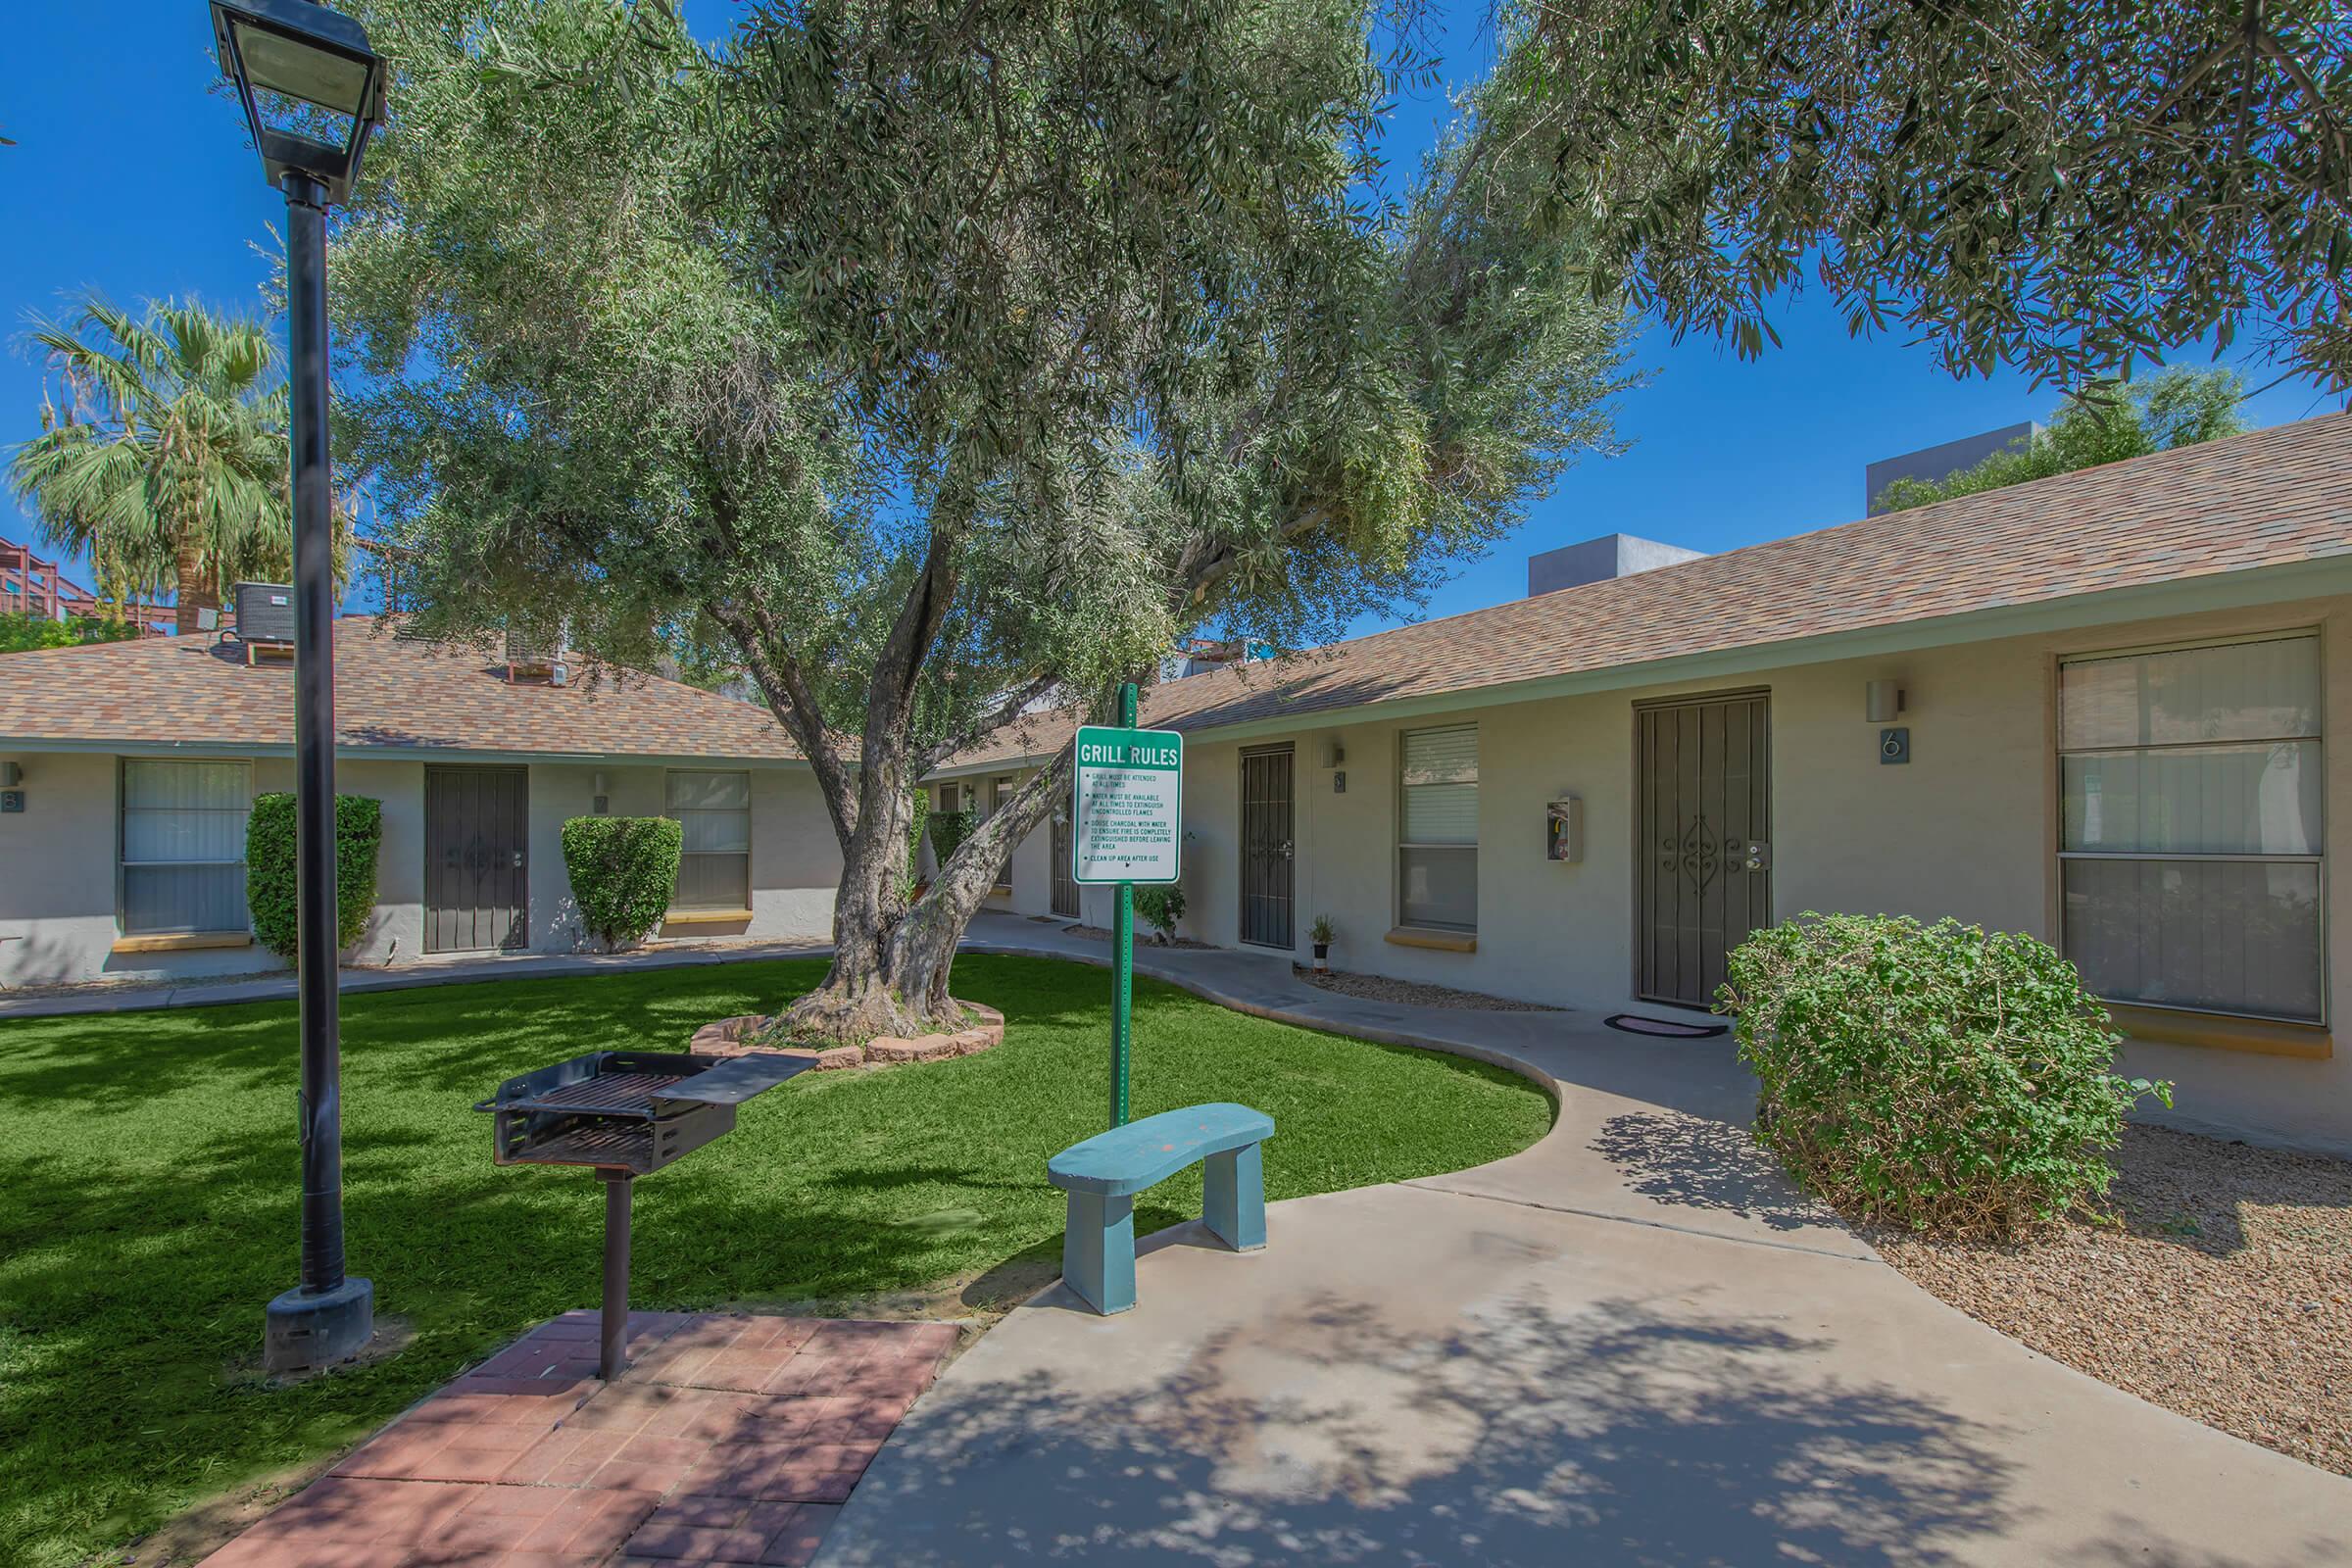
[1293,966,1561,1012]
[1873,1123,2352,1477]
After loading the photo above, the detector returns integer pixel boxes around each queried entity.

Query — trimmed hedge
[245,793,384,958]
[562,816,683,949]
[928,808,971,867]
[1721,912,2171,1238]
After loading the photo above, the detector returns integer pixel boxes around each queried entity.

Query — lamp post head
[209,0,385,205]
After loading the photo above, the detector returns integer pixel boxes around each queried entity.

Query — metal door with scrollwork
[1240,745,1295,949]
[425,765,530,953]
[1635,693,1771,1006]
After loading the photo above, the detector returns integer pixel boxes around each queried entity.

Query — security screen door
[1636,692,1772,1006]
[1240,745,1296,949]
[425,764,529,953]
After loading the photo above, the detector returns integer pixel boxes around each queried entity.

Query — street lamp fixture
[210,0,385,204]
[211,0,384,1375]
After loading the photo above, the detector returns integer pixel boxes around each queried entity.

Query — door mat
[1603,1013,1729,1038]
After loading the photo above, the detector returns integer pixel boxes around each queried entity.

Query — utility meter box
[1546,798,1583,861]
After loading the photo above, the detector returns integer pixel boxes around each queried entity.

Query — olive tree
[337,0,1631,1041]
[1509,0,2352,389]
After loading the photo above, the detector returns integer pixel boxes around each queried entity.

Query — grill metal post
[600,1169,634,1380]
[474,1051,813,1379]
[264,169,372,1374]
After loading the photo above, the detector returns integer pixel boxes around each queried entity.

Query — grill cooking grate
[492,1071,695,1119]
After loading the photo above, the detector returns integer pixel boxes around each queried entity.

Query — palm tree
[10,296,297,634]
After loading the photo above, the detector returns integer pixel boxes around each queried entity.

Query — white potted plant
[1309,913,1336,972]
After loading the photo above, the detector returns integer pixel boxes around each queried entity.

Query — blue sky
[3,0,2339,633]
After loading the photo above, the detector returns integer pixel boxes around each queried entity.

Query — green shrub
[562,816,683,948]
[1719,912,2171,1238]
[928,808,971,867]
[0,611,141,654]
[906,788,931,896]
[1135,883,1186,943]
[245,793,384,958]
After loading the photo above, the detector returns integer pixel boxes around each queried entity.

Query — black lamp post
[210,0,386,1375]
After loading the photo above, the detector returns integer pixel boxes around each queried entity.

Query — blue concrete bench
[1047,1102,1274,1315]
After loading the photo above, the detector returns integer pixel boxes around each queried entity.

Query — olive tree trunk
[714,526,1085,1047]
[775,743,1074,1044]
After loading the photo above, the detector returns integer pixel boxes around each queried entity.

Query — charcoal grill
[475,1049,811,1376]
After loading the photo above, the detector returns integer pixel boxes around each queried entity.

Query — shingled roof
[0,617,802,761]
[949,412,2352,769]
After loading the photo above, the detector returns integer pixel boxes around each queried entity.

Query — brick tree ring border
[689,1003,1005,1070]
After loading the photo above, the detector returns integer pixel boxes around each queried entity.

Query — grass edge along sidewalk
[0,953,1550,1568]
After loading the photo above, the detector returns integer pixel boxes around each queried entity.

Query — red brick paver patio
[198,1312,960,1568]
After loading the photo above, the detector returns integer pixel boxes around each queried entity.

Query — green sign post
[1072,684,1184,1127]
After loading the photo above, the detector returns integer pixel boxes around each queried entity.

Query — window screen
[121,760,253,934]
[667,770,752,912]
[1399,725,1477,931]
[2058,634,2323,1021]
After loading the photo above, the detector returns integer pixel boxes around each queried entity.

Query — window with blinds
[121,759,253,935]
[2058,632,2324,1021]
[1399,724,1478,931]
[666,770,752,912]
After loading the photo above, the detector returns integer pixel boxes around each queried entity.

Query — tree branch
[917,667,1062,774]
[926,740,1076,907]
[861,507,967,762]
[708,598,859,850]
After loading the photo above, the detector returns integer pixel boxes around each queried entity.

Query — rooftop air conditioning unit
[507,623,571,686]
[233,582,296,645]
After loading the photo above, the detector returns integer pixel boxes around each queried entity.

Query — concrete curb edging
[961,938,1568,1109]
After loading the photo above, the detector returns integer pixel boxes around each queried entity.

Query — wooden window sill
[113,931,253,955]
[662,909,755,926]
[1385,925,1477,954]
[2106,1003,2331,1059]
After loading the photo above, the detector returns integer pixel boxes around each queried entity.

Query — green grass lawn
[0,954,1548,1568]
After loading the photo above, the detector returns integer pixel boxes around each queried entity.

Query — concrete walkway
[0,935,829,1020]
[816,913,2352,1567]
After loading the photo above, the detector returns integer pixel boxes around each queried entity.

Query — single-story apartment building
[0,619,842,986]
[7,416,2348,1156]
[939,413,2352,1156]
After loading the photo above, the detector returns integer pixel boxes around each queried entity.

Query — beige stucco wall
[749,766,846,940]
[0,752,423,986]
[0,750,131,985]
[527,761,840,950]
[0,753,841,987]
[1163,592,2352,1155]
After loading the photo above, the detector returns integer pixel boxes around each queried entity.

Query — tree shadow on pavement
[1588,1108,1842,1234]
[825,1288,2040,1567]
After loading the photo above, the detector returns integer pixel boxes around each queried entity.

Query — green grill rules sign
[1072,724,1184,885]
